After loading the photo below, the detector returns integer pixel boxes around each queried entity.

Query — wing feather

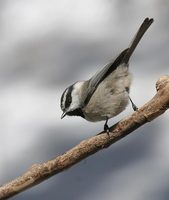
[83,17,153,107]
[84,49,128,105]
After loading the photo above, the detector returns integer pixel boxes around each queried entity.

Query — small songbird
[60,18,154,132]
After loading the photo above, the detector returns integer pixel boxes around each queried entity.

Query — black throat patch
[67,108,85,118]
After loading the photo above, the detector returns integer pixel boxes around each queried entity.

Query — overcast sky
[0,1,169,200]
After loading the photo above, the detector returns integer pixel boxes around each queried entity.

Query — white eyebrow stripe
[62,88,68,110]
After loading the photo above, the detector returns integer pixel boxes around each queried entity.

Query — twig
[0,75,169,200]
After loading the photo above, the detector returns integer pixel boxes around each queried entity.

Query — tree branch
[0,75,169,200]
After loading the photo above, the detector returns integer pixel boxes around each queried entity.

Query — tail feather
[123,17,154,64]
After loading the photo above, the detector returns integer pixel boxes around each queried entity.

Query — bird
[60,17,154,132]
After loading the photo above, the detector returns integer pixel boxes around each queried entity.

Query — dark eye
[65,87,73,108]
[66,95,72,108]
[67,96,71,104]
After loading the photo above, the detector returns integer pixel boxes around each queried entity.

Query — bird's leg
[125,87,138,111]
[128,96,138,111]
[104,117,110,135]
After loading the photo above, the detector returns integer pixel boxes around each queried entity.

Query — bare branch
[0,75,169,200]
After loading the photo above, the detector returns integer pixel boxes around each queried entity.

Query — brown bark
[0,75,169,200]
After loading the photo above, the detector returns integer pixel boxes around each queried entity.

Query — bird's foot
[132,103,138,111]
[104,120,110,136]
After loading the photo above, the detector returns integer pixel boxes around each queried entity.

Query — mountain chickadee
[60,17,154,132]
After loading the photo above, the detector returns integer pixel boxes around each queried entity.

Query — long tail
[123,17,154,64]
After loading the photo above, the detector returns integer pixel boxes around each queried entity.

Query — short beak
[61,112,67,119]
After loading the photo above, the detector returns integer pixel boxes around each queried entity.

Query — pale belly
[83,91,129,122]
[82,65,132,122]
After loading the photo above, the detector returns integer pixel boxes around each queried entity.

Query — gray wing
[83,49,128,106]
[83,17,153,106]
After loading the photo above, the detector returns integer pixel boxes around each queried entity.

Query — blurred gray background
[0,0,169,200]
